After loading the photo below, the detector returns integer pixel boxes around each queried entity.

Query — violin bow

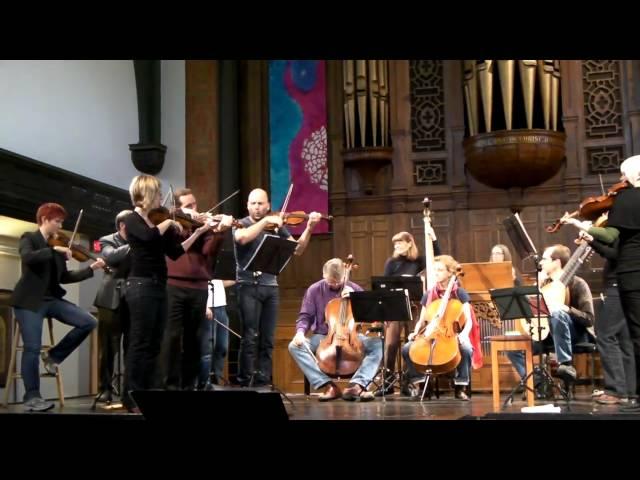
[161,190,172,208]
[67,209,83,248]
[205,189,240,214]
[599,174,606,196]
[280,184,294,216]
[169,184,176,222]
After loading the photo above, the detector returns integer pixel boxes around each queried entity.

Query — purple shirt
[295,279,363,335]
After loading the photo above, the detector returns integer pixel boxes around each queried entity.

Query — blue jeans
[401,339,473,385]
[288,334,383,390]
[507,310,586,378]
[199,306,230,384]
[14,300,97,401]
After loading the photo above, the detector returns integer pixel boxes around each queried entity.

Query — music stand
[350,290,413,402]
[241,234,297,404]
[490,286,569,407]
[213,250,236,281]
[242,234,297,277]
[502,213,570,405]
[371,276,423,394]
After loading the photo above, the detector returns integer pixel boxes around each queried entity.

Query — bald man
[233,188,321,386]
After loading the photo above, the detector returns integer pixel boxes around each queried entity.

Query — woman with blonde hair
[122,174,213,412]
[402,254,483,400]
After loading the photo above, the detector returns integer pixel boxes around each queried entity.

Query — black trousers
[159,285,208,390]
[236,284,279,385]
[596,286,636,397]
[96,302,130,392]
[123,277,167,409]
[618,285,640,397]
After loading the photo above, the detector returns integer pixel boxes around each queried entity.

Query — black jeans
[236,284,279,385]
[596,286,636,397]
[123,277,167,409]
[96,302,130,392]
[159,285,208,390]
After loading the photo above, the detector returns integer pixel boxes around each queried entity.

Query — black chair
[572,341,598,394]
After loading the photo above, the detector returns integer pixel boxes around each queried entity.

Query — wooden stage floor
[1,385,639,421]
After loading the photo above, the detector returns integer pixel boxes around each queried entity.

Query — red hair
[36,203,67,225]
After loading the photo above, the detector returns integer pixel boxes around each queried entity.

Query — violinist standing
[233,188,321,387]
[93,209,133,404]
[122,175,213,412]
[288,258,382,401]
[401,255,482,400]
[11,202,106,411]
[603,155,640,410]
[560,218,635,405]
[157,188,233,391]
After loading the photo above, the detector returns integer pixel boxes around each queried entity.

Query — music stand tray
[213,250,237,280]
[350,290,413,323]
[371,276,423,303]
[490,286,549,322]
[242,234,297,276]
[349,290,412,401]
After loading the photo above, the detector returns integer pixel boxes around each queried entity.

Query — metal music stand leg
[420,338,437,402]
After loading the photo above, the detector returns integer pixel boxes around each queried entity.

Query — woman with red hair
[11,202,106,411]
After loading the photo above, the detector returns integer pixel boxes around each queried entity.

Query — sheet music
[242,234,296,275]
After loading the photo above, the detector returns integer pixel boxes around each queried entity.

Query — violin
[546,180,630,233]
[148,206,204,230]
[315,255,365,377]
[148,207,243,231]
[264,211,333,231]
[48,232,111,273]
[183,209,245,229]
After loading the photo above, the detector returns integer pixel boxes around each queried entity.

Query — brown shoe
[342,383,375,402]
[454,386,469,401]
[319,382,341,402]
[596,393,622,405]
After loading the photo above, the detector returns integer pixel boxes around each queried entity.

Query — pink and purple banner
[269,60,328,235]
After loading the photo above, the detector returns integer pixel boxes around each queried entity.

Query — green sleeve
[586,226,619,244]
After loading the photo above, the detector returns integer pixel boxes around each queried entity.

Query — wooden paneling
[186,60,219,208]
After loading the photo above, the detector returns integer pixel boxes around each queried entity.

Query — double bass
[408,265,466,374]
[315,255,365,377]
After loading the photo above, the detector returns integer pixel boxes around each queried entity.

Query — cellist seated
[401,255,483,401]
[288,258,383,402]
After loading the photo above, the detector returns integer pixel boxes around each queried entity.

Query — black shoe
[555,364,577,381]
[620,399,640,412]
[95,390,113,403]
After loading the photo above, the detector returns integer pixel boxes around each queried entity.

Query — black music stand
[350,290,413,402]
[241,234,297,404]
[213,250,236,281]
[371,276,423,394]
[490,286,565,408]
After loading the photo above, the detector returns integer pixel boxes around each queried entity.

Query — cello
[408,265,466,374]
[315,255,365,377]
